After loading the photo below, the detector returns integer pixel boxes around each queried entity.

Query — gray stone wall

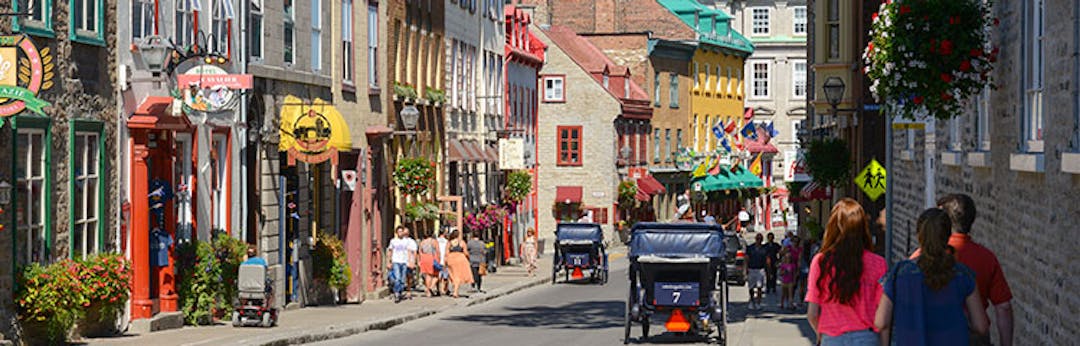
[889,1,1079,344]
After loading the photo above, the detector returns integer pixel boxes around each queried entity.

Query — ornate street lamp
[399,105,421,131]
[135,35,172,76]
[822,76,846,109]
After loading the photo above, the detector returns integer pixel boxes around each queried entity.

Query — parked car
[723,232,747,286]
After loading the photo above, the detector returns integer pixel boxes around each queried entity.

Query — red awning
[127,96,191,130]
[634,189,651,201]
[636,175,666,195]
[554,186,583,204]
[447,140,477,162]
[790,182,832,202]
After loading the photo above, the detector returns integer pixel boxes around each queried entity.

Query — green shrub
[175,240,219,325]
[16,260,86,344]
[312,233,351,290]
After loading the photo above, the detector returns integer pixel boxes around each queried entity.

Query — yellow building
[658,0,754,153]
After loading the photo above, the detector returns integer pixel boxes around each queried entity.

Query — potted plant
[76,253,132,337]
[393,81,418,100]
[424,87,446,104]
[16,260,86,345]
[393,157,437,197]
[213,233,247,320]
[312,232,352,305]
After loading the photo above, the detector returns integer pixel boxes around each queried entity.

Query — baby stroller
[233,263,278,327]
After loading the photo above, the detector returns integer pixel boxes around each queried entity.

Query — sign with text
[0,35,54,118]
[498,138,525,170]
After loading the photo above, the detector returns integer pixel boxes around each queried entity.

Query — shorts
[821,329,878,346]
[748,269,766,289]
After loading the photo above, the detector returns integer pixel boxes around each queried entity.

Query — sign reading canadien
[0,35,55,121]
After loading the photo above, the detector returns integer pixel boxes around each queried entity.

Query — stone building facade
[0,0,120,339]
[889,1,1079,344]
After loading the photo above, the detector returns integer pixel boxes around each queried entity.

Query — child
[779,252,797,310]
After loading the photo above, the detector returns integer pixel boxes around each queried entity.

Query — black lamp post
[823,76,846,117]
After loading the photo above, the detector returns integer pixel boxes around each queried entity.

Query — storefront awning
[691,165,764,192]
[555,186,583,204]
[634,188,651,201]
[128,96,191,130]
[637,175,666,195]
[279,95,352,165]
[484,144,500,163]
[790,181,832,202]
[448,139,479,162]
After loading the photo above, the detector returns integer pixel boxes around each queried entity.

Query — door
[174,133,194,241]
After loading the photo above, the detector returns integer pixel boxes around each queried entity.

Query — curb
[243,274,552,346]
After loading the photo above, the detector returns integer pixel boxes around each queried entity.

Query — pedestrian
[745,233,768,310]
[805,198,886,345]
[387,226,418,303]
[437,228,450,295]
[779,251,797,310]
[910,194,1013,346]
[402,227,419,298]
[765,232,782,294]
[467,232,487,293]
[444,229,473,298]
[521,227,539,277]
[875,208,990,345]
[796,236,815,309]
[418,231,440,297]
[738,207,751,232]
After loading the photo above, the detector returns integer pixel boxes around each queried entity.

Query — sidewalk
[84,258,560,346]
[726,277,816,345]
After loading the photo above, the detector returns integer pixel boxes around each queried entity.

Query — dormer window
[624,78,630,98]
[603,72,609,89]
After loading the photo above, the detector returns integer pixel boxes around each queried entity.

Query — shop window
[557,126,582,166]
[15,121,51,265]
[175,0,197,49]
[249,0,263,60]
[14,0,54,37]
[131,0,156,41]
[343,0,354,86]
[71,122,104,258]
[284,0,295,64]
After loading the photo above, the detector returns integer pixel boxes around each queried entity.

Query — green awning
[691,165,764,192]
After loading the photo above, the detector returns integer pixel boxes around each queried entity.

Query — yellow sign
[0,47,16,87]
[854,159,887,201]
[279,95,352,165]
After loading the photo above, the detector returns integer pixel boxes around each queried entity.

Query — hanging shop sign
[173,64,252,115]
[498,138,525,170]
[279,95,352,165]
[0,35,55,121]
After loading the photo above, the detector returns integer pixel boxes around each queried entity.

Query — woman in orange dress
[444,229,474,298]
[418,233,440,297]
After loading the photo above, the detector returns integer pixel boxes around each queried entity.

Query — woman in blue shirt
[875,208,989,345]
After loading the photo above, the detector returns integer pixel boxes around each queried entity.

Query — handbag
[433,260,444,272]
[479,262,488,276]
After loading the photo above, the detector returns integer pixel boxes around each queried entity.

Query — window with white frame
[175,0,197,48]
[311,0,322,71]
[794,6,807,35]
[342,0,354,85]
[751,7,769,35]
[975,85,991,151]
[665,129,672,163]
[72,132,100,258]
[211,0,234,55]
[792,60,807,98]
[947,116,962,152]
[751,61,769,98]
[249,0,264,60]
[654,72,661,106]
[16,129,47,265]
[828,0,839,60]
[703,63,710,92]
[132,0,155,41]
[284,0,295,64]
[73,0,104,41]
[693,114,700,150]
[211,134,228,231]
[676,129,683,151]
[542,76,564,102]
[1023,0,1044,152]
[23,0,48,26]
[367,3,378,88]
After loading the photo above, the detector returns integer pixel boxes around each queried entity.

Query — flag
[720,136,732,152]
[692,159,709,178]
[708,156,721,175]
[724,119,737,133]
[712,122,724,140]
[750,153,763,176]
[767,121,779,138]
[741,122,758,140]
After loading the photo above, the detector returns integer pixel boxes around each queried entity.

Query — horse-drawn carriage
[625,222,729,345]
[552,223,608,284]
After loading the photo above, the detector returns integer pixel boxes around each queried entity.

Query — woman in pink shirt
[805,198,886,345]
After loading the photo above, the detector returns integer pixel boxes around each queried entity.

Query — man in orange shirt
[912,194,1013,346]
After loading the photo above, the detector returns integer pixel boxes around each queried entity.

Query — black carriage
[552,223,609,284]
[625,223,728,345]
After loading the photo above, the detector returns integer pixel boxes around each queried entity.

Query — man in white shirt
[387,225,418,302]
[436,228,450,295]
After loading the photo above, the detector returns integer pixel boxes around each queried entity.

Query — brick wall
[522,0,696,41]
[888,1,1079,344]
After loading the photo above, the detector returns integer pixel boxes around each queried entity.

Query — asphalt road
[313,256,749,346]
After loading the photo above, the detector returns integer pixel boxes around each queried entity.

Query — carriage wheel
[717,280,729,345]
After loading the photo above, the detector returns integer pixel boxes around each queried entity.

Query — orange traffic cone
[571,267,584,279]
[665,309,691,332]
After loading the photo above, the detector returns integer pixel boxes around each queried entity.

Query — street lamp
[135,35,172,75]
[822,76,845,109]
[399,105,421,131]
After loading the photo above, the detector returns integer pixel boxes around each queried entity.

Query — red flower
[913,96,925,104]
[872,12,879,21]
[940,40,954,55]
[940,74,953,83]
[899,5,911,14]
[941,93,954,101]
[993,18,1000,26]
[960,60,972,72]
[949,16,961,25]
[970,49,981,57]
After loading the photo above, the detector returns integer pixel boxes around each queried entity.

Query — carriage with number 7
[625,222,729,345]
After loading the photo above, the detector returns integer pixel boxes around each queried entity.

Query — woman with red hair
[805,198,886,345]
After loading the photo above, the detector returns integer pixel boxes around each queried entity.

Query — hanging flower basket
[393,157,436,197]
[503,170,533,204]
[617,180,638,207]
[864,0,997,120]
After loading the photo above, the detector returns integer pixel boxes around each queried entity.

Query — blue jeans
[389,263,409,295]
[821,329,878,346]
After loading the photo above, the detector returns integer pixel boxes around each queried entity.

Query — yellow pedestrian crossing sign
[854,159,887,201]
